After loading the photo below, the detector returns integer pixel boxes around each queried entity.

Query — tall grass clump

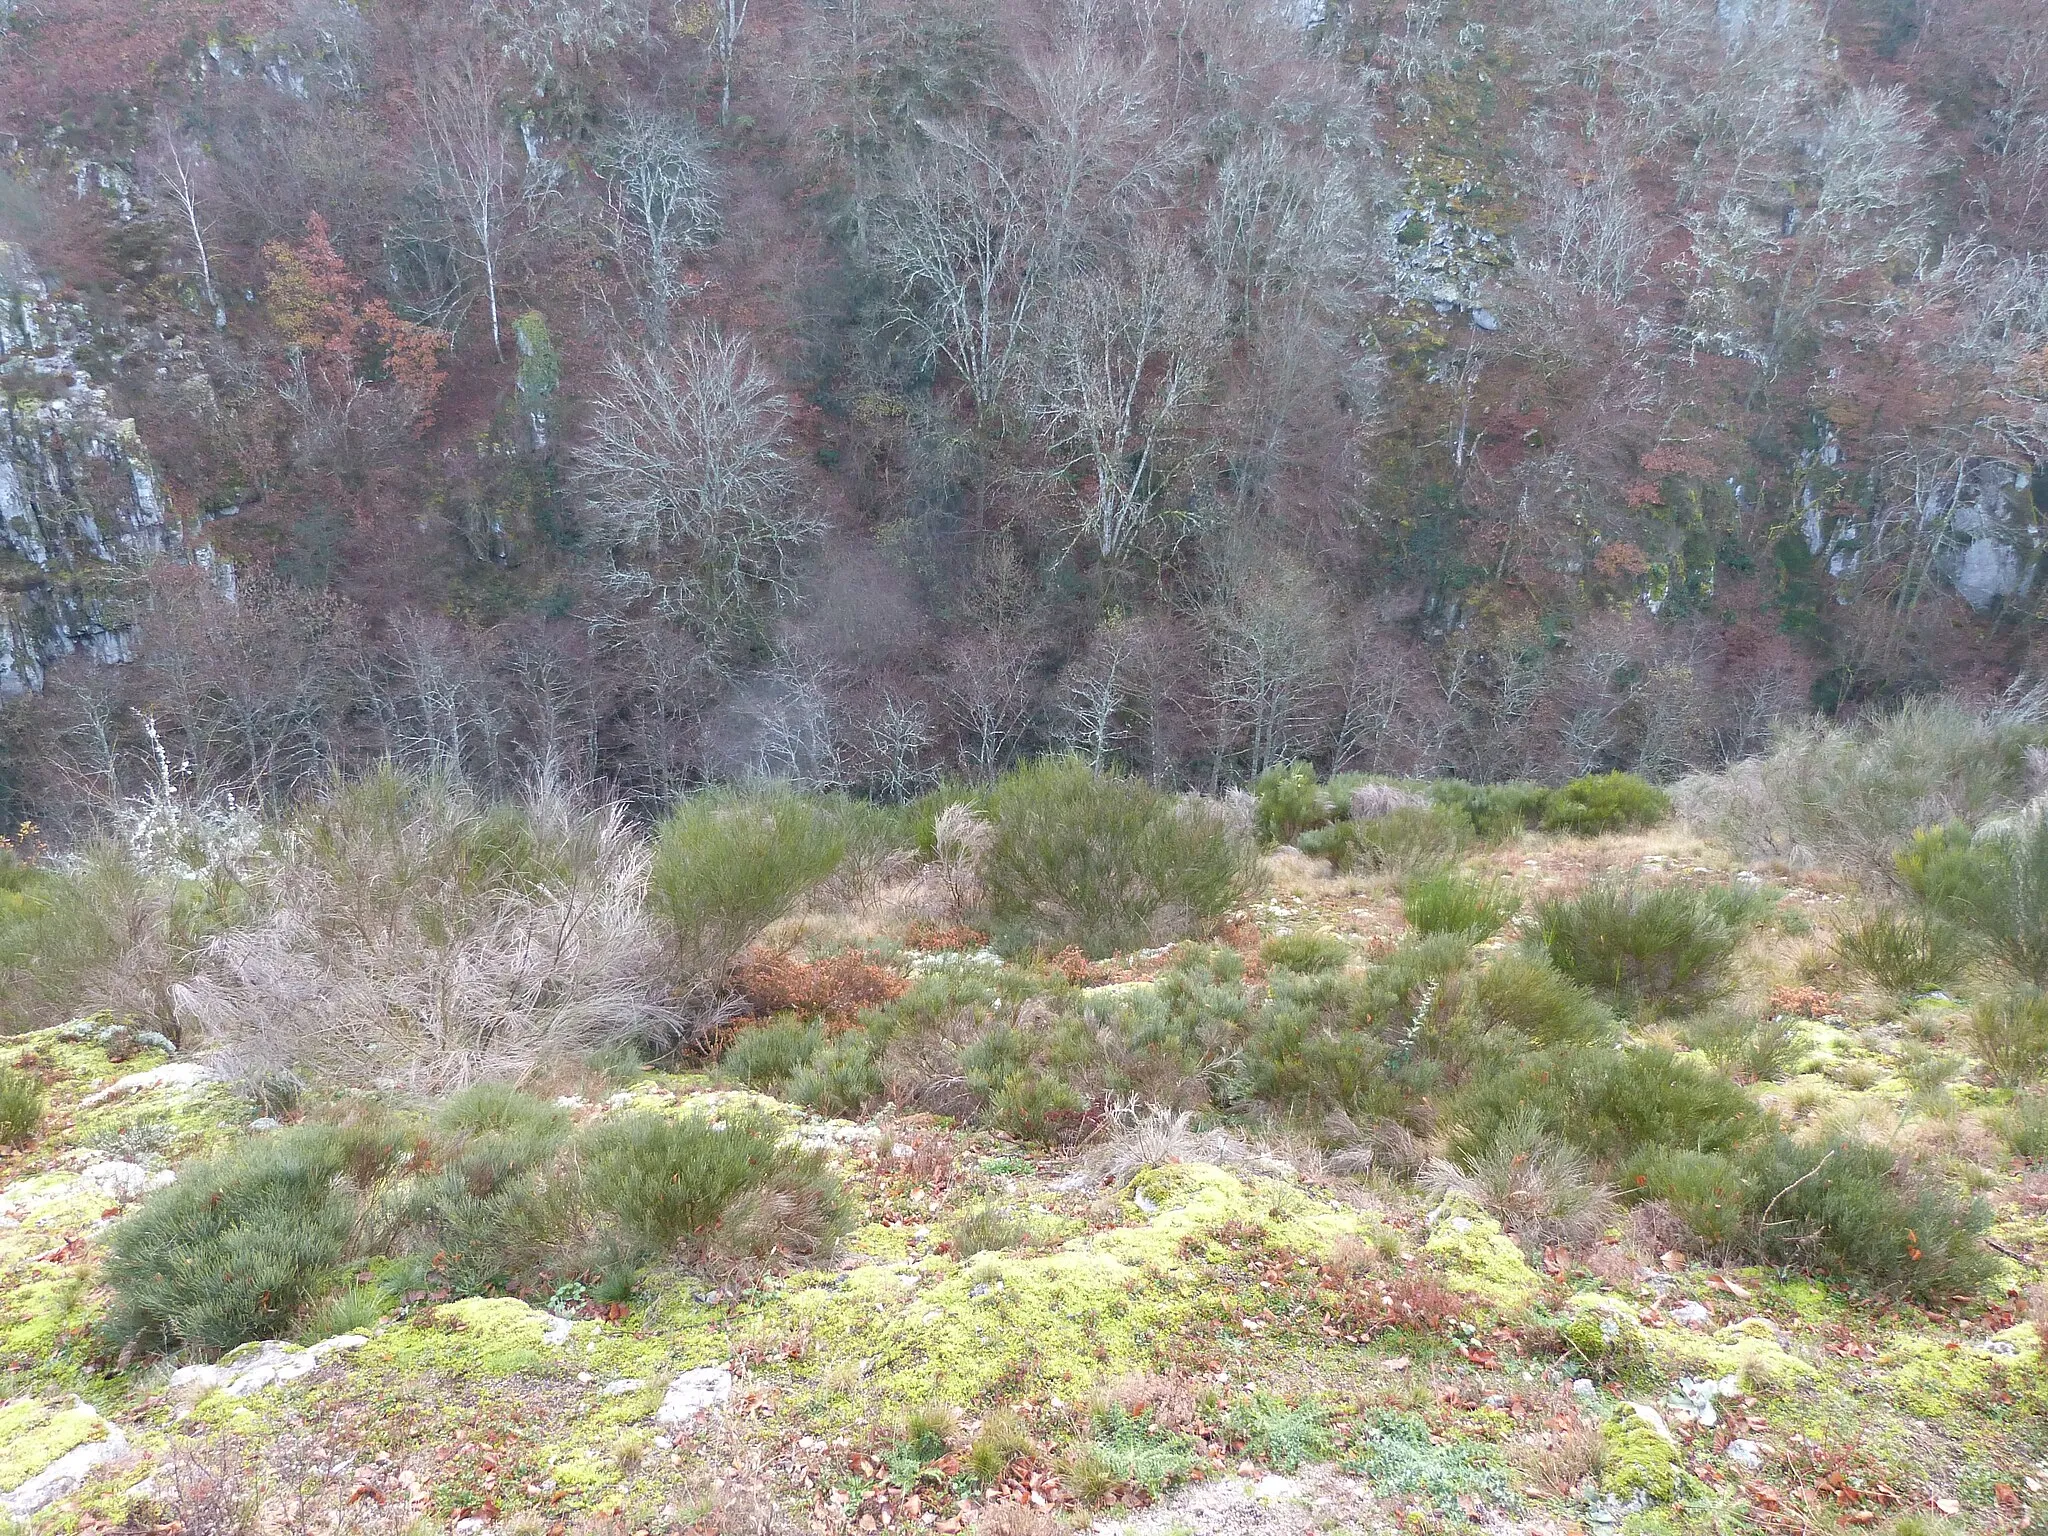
[1402,870,1519,939]
[102,1127,356,1354]
[1674,694,2045,874]
[1843,913,1966,999]
[1534,884,1737,1014]
[651,785,849,985]
[0,1065,45,1144]
[177,768,669,1092]
[980,759,1254,957]
[1897,818,2048,985]
[1426,1106,1616,1252]
[1967,986,2048,1086]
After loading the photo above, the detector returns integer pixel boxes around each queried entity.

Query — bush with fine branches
[175,768,671,1092]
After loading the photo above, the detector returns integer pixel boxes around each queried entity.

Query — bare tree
[600,104,720,343]
[1056,615,1146,769]
[1199,561,1337,781]
[144,118,222,324]
[417,53,520,357]
[1040,236,1222,559]
[714,0,753,126]
[879,123,1043,420]
[575,328,819,637]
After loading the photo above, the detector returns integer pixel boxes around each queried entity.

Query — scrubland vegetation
[2,700,2047,1534]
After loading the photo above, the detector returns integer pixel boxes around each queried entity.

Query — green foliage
[650,787,848,981]
[1403,869,1519,939]
[1428,781,1555,839]
[1252,761,1333,845]
[1619,1146,1748,1249]
[1741,1135,1995,1302]
[1324,805,1471,873]
[0,1065,44,1145]
[1071,1407,1197,1500]
[1223,1393,1331,1472]
[704,1144,851,1264]
[1450,1045,1757,1165]
[720,1017,824,1090]
[980,758,1254,958]
[1534,883,1737,1014]
[2000,1091,2048,1161]
[785,1035,881,1117]
[1343,1412,1509,1507]
[1468,952,1615,1047]
[512,310,560,398]
[1967,985,2048,1086]
[1235,972,1402,1121]
[1432,1105,1614,1251]
[301,1282,388,1342]
[1834,909,1967,995]
[580,1110,791,1253]
[1540,773,1671,836]
[1898,819,2048,984]
[1259,932,1352,973]
[988,1069,1086,1145]
[103,1127,355,1354]
[1679,1009,1803,1082]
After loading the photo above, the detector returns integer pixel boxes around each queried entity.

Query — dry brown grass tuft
[729,947,908,1025]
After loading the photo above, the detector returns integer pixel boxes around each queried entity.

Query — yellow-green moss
[0,1397,107,1489]
[1560,1293,1643,1375]
[358,1298,567,1379]
[1101,1163,1391,1266]
[1423,1197,1542,1311]
[1600,1405,1682,1502]
[1647,1317,1813,1396]
[1877,1329,2048,1420]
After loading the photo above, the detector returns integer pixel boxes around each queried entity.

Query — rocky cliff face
[0,239,182,694]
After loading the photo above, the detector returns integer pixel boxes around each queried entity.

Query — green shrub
[1223,1393,1332,1472]
[1834,910,1967,995]
[1236,974,1405,1121]
[1468,953,1614,1047]
[0,1066,44,1145]
[1619,1147,1748,1249]
[965,1409,1035,1486]
[1897,819,2048,984]
[1540,773,1671,836]
[1323,805,1472,873]
[1679,1009,1803,1083]
[702,1145,850,1265]
[988,1069,1086,1145]
[103,1127,356,1354]
[785,1036,881,1117]
[720,1018,823,1090]
[1698,878,1784,931]
[1534,884,1737,1014]
[651,787,848,983]
[1449,1045,1757,1165]
[980,759,1254,958]
[1252,762,1334,845]
[1259,932,1352,973]
[1403,870,1519,939]
[580,1110,791,1254]
[1967,986,2048,1086]
[1741,1135,1995,1302]
[1428,781,1555,839]
[2000,1091,2048,1161]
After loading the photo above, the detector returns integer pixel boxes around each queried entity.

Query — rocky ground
[2,825,2045,1536]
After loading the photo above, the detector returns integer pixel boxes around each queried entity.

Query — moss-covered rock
[1560,1293,1643,1376]
[359,1297,571,1379]
[1600,1403,1682,1502]
[1423,1196,1542,1311]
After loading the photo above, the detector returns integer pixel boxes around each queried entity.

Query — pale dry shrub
[176,769,672,1092]
[974,1508,1063,1536]
[1512,1420,1604,1498]
[1084,1100,1292,1187]
[1350,781,1430,821]
[1674,692,2046,875]
[911,801,992,920]
[1425,1107,1617,1253]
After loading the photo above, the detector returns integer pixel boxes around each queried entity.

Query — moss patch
[1600,1404,1682,1502]
[359,1298,568,1379]
[1423,1196,1542,1311]
[0,1397,107,1489]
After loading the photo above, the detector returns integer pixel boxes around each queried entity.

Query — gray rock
[654,1365,734,1425]
[1725,1438,1765,1471]
[0,1403,128,1517]
[1669,1300,1711,1327]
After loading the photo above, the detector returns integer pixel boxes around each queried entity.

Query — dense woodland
[2,0,2047,825]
